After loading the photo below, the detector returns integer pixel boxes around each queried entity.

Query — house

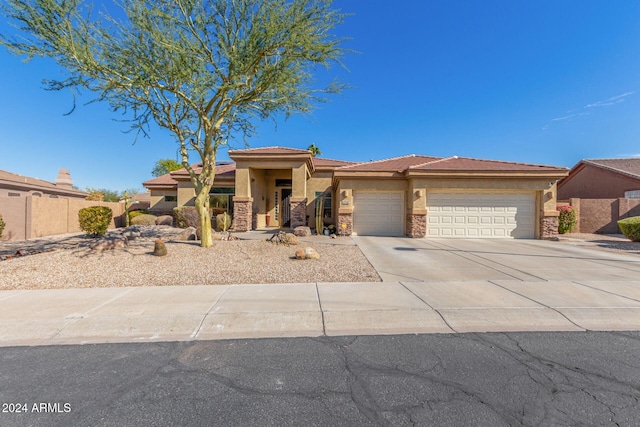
[0,168,87,199]
[143,147,568,239]
[558,158,640,199]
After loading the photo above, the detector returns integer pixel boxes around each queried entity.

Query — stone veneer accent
[540,215,559,240]
[289,198,307,229]
[337,212,353,236]
[406,213,426,238]
[232,197,253,232]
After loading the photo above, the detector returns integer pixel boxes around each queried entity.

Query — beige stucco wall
[249,169,267,214]
[0,196,28,240]
[306,172,333,226]
[0,196,124,241]
[177,181,197,207]
[149,189,179,214]
[336,179,409,213]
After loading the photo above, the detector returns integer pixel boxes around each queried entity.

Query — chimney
[55,168,74,189]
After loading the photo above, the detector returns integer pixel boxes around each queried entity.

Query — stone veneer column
[337,212,353,236]
[406,212,426,238]
[232,197,253,232]
[289,197,307,228]
[540,214,559,239]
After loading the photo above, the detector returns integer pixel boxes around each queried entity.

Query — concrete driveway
[353,236,640,282]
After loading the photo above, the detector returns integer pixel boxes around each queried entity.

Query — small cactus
[153,239,167,256]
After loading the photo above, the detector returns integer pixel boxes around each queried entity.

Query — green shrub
[128,209,148,221]
[618,216,640,242]
[78,206,112,237]
[216,212,232,231]
[557,205,577,234]
[0,214,5,238]
[173,206,210,229]
[130,213,158,226]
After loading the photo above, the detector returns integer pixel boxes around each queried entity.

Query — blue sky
[1,1,639,192]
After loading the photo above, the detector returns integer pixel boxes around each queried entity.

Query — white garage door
[353,192,404,236]
[427,192,535,238]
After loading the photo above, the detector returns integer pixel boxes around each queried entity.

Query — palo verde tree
[0,0,347,247]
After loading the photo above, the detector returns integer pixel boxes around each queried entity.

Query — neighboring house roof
[575,158,640,181]
[409,156,567,172]
[336,155,443,172]
[0,168,87,198]
[121,192,151,203]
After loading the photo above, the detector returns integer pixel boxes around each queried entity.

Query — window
[164,195,177,202]
[315,191,332,218]
[8,192,20,197]
[209,187,235,215]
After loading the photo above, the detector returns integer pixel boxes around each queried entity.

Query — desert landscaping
[0,226,381,290]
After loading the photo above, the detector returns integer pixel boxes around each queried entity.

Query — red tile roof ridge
[412,155,568,170]
[408,156,458,169]
[335,154,441,170]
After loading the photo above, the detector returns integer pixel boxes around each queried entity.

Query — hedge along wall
[0,196,125,241]
[559,198,640,234]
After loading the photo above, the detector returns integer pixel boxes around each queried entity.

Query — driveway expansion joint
[487,280,587,330]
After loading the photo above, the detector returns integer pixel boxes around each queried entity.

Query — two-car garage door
[427,192,535,238]
[352,190,536,238]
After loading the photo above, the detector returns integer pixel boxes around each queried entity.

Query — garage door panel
[427,192,535,239]
[353,192,404,236]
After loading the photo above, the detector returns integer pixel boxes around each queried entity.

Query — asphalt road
[1,332,639,426]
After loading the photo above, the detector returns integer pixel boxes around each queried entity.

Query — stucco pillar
[289,197,307,228]
[407,185,427,238]
[232,196,253,231]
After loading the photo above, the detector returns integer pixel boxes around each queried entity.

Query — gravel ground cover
[0,226,381,290]
[559,233,640,255]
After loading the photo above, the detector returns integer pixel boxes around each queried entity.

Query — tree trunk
[195,187,213,247]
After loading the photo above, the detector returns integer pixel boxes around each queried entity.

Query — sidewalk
[2,279,640,347]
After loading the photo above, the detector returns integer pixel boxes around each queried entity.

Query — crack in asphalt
[4,333,640,426]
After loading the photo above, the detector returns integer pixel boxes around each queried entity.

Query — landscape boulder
[295,246,320,260]
[89,236,128,253]
[293,226,311,237]
[285,233,299,245]
[155,215,174,226]
[176,226,197,241]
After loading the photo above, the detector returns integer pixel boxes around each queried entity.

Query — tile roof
[229,146,311,155]
[336,155,443,172]
[0,169,87,196]
[170,162,237,178]
[582,158,640,180]
[409,156,568,172]
[143,163,237,187]
[312,158,356,169]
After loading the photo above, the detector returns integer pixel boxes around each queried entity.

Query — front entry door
[281,188,292,226]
